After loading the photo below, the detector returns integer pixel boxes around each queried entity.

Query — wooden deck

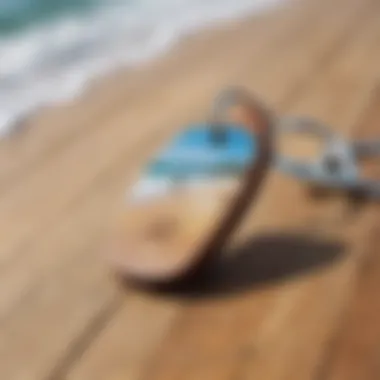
[1,0,380,378]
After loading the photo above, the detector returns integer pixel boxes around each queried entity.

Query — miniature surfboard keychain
[105,87,274,285]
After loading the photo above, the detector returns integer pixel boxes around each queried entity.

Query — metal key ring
[275,116,380,199]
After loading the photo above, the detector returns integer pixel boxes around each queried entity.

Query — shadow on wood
[128,231,346,299]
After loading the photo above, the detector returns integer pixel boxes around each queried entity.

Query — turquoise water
[0,0,282,137]
[0,0,101,35]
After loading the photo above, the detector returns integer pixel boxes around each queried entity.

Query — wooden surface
[1,0,380,378]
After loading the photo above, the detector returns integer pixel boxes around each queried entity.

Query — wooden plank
[318,216,380,380]
[310,94,380,380]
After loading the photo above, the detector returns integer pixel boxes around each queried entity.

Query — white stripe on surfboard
[127,176,237,203]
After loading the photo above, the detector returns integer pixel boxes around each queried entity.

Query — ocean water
[0,0,281,137]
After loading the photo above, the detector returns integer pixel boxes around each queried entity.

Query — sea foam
[0,0,282,137]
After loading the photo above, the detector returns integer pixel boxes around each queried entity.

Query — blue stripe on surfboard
[145,123,257,179]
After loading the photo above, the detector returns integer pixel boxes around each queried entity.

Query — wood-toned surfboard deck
[1,0,380,378]
[106,122,267,283]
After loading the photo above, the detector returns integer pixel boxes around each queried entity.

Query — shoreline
[0,2,291,187]
[0,0,286,139]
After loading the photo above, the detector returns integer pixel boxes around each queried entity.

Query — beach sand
[1,0,380,378]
